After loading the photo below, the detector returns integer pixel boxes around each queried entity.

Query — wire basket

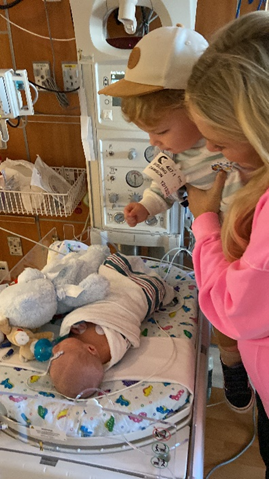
[0,168,87,217]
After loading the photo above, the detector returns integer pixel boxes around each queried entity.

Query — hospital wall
[0,0,262,270]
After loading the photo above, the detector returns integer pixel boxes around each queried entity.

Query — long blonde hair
[186,11,269,261]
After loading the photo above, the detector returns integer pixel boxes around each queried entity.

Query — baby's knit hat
[98,25,208,97]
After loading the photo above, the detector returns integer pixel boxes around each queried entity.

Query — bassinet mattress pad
[0,261,198,444]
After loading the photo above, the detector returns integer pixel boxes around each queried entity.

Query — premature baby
[49,252,174,398]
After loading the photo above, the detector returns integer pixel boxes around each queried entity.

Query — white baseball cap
[98,25,208,97]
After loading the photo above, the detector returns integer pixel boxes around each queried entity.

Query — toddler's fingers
[124,203,137,217]
[126,217,137,227]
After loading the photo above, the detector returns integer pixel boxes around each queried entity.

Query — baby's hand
[124,203,149,227]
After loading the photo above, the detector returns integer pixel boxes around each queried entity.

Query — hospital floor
[204,344,265,479]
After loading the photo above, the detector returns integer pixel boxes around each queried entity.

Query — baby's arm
[124,181,175,228]
[141,182,176,214]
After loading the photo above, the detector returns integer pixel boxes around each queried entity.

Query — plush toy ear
[0,278,58,329]
[17,268,45,283]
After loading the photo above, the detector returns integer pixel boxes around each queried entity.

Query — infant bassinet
[0,231,210,479]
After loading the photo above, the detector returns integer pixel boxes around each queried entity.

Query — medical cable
[29,80,79,94]
[0,0,23,9]
[6,117,20,128]
[63,214,91,243]
[206,400,225,408]
[0,224,85,257]
[28,82,39,104]
[42,0,69,109]
[205,402,256,478]
[0,12,75,41]
[145,247,194,281]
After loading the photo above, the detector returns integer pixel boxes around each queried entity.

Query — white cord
[29,82,39,105]
[0,13,75,41]
[159,247,192,278]
[205,402,256,479]
[0,225,67,256]
[206,400,225,408]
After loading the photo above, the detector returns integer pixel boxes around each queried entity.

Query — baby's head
[49,337,104,399]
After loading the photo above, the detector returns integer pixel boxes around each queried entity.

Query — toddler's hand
[186,170,227,218]
[124,203,149,227]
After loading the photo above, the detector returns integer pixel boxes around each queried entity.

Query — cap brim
[98,78,164,97]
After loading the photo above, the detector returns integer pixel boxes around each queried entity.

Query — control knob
[114,212,125,224]
[130,193,142,202]
[108,193,119,203]
[128,148,137,160]
[145,216,158,226]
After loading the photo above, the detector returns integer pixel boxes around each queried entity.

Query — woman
[185,10,269,477]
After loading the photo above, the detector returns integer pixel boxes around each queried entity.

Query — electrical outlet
[7,236,23,256]
[62,63,79,91]
[33,62,51,89]
[0,261,10,282]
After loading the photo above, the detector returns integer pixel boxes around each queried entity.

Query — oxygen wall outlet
[7,236,23,256]
[33,62,51,89]
[62,63,79,91]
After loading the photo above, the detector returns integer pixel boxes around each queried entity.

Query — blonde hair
[186,11,269,261]
[121,89,185,127]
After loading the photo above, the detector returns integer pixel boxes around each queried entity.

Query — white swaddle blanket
[104,337,195,395]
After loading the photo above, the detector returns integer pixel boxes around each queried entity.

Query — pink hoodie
[192,189,269,417]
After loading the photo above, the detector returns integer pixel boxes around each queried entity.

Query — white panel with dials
[98,138,171,233]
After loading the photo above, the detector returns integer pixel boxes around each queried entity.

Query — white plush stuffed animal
[0,243,110,330]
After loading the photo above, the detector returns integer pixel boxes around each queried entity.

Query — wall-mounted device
[69,0,197,252]
[0,69,34,143]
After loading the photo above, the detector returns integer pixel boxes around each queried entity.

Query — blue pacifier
[34,335,68,362]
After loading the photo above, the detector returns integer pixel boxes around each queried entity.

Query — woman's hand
[186,170,227,218]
